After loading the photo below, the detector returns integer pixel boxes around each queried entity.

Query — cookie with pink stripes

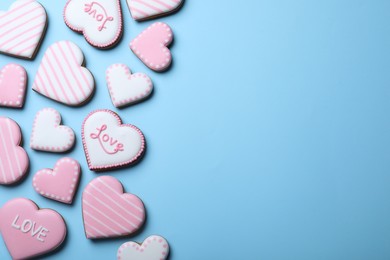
[0,117,29,185]
[64,0,123,49]
[106,64,153,108]
[0,63,27,108]
[127,0,183,21]
[30,108,75,153]
[0,0,47,60]
[117,235,170,260]
[32,41,95,106]
[33,158,81,204]
[82,176,146,239]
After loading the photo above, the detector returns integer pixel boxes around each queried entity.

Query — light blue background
[1,0,390,259]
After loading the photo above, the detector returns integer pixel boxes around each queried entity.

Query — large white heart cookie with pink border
[117,235,170,260]
[82,109,145,171]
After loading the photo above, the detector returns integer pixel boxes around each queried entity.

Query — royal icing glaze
[0,117,29,185]
[0,0,47,60]
[82,176,146,239]
[32,41,95,106]
[64,0,123,48]
[33,158,81,204]
[130,22,173,72]
[30,108,75,153]
[106,64,153,108]
[82,109,145,171]
[0,198,67,259]
[117,235,170,260]
[127,0,183,21]
[0,63,27,108]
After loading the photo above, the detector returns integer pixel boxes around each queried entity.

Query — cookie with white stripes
[0,0,48,60]
[32,41,95,106]
[82,176,146,239]
[126,0,183,21]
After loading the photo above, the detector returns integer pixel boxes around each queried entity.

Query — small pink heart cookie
[0,64,27,108]
[106,64,153,108]
[0,198,67,259]
[82,176,146,239]
[117,235,170,260]
[0,117,29,185]
[30,108,75,153]
[33,157,81,204]
[130,22,173,72]
[127,0,183,21]
[0,0,47,60]
[82,109,145,171]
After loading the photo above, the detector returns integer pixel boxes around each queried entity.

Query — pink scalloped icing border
[81,109,146,171]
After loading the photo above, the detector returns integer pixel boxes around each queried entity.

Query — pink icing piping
[0,63,27,108]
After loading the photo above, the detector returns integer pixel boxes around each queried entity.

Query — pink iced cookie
[30,108,75,153]
[130,22,173,72]
[0,64,27,108]
[0,0,47,60]
[0,198,67,259]
[32,41,95,106]
[127,0,183,21]
[117,235,170,260]
[82,109,145,171]
[0,117,29,185]
[64,0,123,48]
[106,64,153,108]
[82,176,146,239]
[33,157,81,204]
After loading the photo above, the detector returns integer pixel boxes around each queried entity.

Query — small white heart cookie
[30,108,75,153]
[106,64,153,108]
[117,235,169,260]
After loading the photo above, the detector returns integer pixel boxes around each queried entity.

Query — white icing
[118,235,169,260]
[11,215,49,242]
[127,0,182,21]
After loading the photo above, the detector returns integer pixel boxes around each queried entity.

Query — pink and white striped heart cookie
[126,0,183,21]
[0,0,47,60]
[0,63,27,108]
[82,176,146,239]
[106,64,153,108]
[32,41,95,106]
[117,235,170,260]
[33,158,81,204]
[0,117,29,185]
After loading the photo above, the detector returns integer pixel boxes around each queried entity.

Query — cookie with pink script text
[106,64,153,108]
[32,41,95,106]
[64,0,123,48]
[117,235,170,260]
[82,176,146,239]
[127,0,183,21]
[33,158,81,204]
[0,0,47,60]
[30,108,75,153]
[0,63,27,108]
[82,109,145,171]
[130,22,173,72]
[0,117,29,185]
[0,198,67,259]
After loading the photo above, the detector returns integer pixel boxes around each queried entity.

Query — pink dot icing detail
[117,235,170,260]
[0,64,27,108]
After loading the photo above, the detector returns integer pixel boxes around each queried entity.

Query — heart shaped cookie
[82,176,146,239]
[32,41,95,106]
[0,198,67,259]
[64,0,123,48]
[0,0,47,60]
[82,109,145,171]
[33,157,81,204]
[126,0,183,21]
[130,22,173,72]
[106,64,153,108]
[30,108,75,153]
[117,235,170,260]
[0,63,27,108]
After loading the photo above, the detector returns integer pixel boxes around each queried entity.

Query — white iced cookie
[30,108,75,153]
[106,64,153,108]
[127,0,183,21]
[117,235,170,260]
[64,0,123,48]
